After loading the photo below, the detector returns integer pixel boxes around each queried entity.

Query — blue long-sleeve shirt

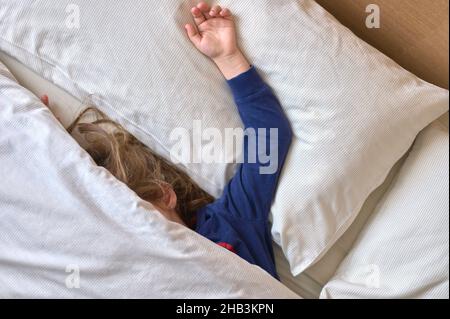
[195,67,293,279]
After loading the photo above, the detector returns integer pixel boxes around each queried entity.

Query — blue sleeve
[215,66,293,221]
[195,67,292,278]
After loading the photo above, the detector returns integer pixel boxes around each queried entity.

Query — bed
[0,0,448,299]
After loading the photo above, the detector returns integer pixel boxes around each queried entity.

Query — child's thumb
[185,24,201,47]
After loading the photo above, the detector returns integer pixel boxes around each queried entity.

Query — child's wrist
[213,51,251,80]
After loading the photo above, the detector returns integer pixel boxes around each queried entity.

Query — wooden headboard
[315,0,449,89]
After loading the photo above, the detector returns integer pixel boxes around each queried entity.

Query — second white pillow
[320,121,449,299]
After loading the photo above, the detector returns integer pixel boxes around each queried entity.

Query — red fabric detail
[217,242,236,253]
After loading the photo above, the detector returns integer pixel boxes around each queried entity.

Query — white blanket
[0,61,298,298]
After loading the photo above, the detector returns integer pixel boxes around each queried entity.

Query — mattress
[0,50,407,298]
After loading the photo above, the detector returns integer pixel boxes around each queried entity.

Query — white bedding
[3,52,437,299]
[0,59,299,299]
[321,121,449,299]
[1,0,448,279]
[1,0,448,298]
[275,153,407,298]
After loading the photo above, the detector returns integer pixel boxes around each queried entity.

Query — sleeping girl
[41,2,292,279]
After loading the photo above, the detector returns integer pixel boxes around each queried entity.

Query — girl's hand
[40,94,49,107]
[40,94,62,123]
[185,2,250,79]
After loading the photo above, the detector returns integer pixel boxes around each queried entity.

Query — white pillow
[0,60,298,298]
[321,121,449,299]
[0,0,448,276]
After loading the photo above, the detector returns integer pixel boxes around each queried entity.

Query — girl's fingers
[197,2,211,19]
[220,8,232,18]
[40,94,61,122]
[40,95,49,106]
[191,7,206,26]
[210,5,222,17]
[185,24,201,47]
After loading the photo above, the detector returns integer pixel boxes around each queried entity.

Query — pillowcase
[0,0,448,276]
[0,60,298,298]
[321,121,449,299]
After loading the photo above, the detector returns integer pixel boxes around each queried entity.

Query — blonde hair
[68,107,214,228]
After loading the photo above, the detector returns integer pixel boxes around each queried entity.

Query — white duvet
[0,61,298,298]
